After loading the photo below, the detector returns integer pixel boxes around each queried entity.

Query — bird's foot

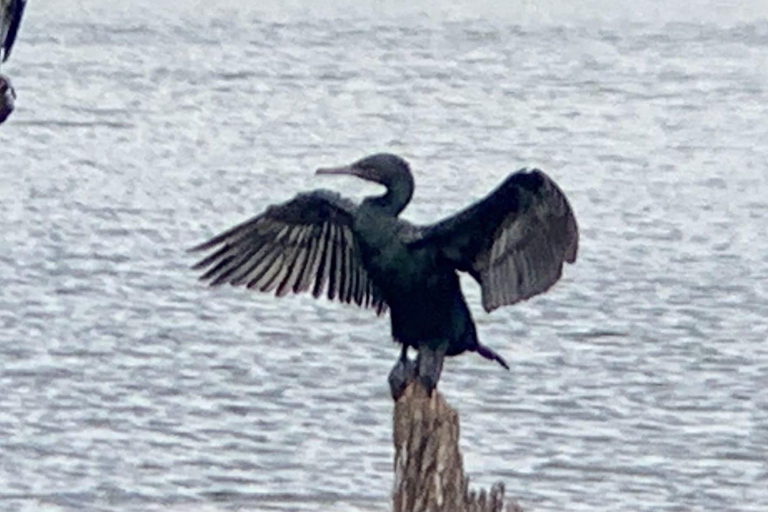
[415,344,447,397]
[417,373,438,397]
[388,356,417,401]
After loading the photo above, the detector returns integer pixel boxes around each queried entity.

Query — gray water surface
[1,2,767,511]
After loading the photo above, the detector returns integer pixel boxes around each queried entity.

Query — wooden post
[392,383,524,512]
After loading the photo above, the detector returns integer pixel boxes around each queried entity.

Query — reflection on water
[1,2,766,511]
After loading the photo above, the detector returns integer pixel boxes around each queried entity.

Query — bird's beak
[316,165,359,177]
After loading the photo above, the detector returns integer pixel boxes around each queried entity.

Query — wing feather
[275,226,311,296]
[326,224,339,300]
[191,190,386,313]
[411,169,578,312]
[277,227,312,297]
[295,223,325,293]
[205,244,261,286]
[230,243,280,286]
[247,245,286,290]
[352,255,364,306]
[342,230,355,303]
[312,221,333,298]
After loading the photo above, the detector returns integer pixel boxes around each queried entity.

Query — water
[1,2,767,511]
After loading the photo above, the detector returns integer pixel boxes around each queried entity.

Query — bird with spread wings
[191,154,578,398]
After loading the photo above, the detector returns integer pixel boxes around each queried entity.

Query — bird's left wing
[409,169,578,312]
[1,0,27,62]
[190,190,387,313]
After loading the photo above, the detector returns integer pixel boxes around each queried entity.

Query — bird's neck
[368,177,414,217]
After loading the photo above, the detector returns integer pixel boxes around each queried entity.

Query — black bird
[0,0,26,124]
[191,154,579,398]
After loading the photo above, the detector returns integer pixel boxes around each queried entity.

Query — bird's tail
[475,343,510,370]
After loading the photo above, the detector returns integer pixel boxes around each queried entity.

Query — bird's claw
[417,373,438,396]
[415,344,446,398]
[389,344,446,400]
[388,356,417,401]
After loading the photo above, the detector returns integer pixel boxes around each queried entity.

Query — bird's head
[316,153,413,188]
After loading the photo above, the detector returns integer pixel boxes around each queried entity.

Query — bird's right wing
[190,190,387,314]
[1,0,27,62]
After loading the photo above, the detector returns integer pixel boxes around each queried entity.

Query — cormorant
[191,154,579,398]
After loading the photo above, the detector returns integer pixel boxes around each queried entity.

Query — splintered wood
[392,384,523,512]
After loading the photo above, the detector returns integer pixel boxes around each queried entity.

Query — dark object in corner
[1,0,27,63]
[0,73,14,123]
[0,0,27,125]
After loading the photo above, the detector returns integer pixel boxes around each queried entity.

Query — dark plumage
[191,154,579,398]
[0,73,14,123]
[1,0,26,62]
[0,0,26,125]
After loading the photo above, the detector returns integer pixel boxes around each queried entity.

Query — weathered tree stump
[392,383,523,512]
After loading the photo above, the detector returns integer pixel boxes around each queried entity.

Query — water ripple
[1,4,767,512]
